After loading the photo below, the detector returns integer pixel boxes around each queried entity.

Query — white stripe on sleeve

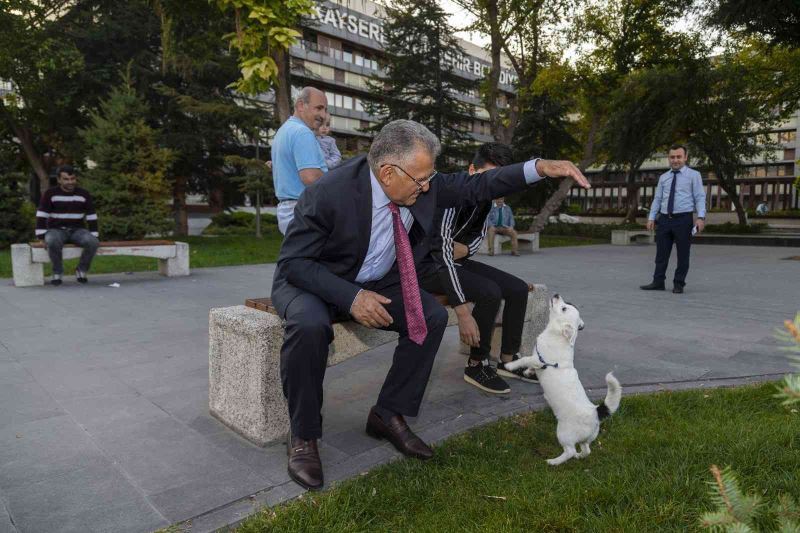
[36,211,50,218]
[51,195,86,202]
[440,208,466,303]
[35,229,47,236]
[48,213,86,219]
[86,214,98,221]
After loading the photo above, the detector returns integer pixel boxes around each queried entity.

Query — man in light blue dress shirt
[271,87,329,234]
[640,144,707,294]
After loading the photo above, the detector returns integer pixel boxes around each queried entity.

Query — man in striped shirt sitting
[36,165,99,286]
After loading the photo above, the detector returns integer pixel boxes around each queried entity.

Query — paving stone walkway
[0,243,797,532]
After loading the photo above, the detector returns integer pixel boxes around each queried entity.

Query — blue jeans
[44,228,99,275]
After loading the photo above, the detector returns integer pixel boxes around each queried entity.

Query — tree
[214,0,316,122]
[706,0,800,48]
[0,0,84,193]
[364,0,478,168]
[81,81,173,240]
[683,50,786,225]
[144,0,273,235]
[225,143,273,238]
[572,0,696,222]
[452,0,580,145]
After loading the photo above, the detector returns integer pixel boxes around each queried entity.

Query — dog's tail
[596,372,621,421]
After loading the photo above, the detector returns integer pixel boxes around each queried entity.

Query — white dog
[504,294,621,465]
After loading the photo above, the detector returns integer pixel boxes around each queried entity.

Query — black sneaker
[464,360,510,394]
[50,275,62,286]
[497,354,539,384]
[75,269,88,284]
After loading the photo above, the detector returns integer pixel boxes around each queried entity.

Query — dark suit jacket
[270,155,535,317]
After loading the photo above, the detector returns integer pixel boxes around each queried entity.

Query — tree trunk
[717,170,748,225]
[12,123,49,194]
[172,175,189,236]
[485,0,502,141]
[624,181,639,223]
[255,189,262,238]
[527,114,599,233]
[273,48,292,123]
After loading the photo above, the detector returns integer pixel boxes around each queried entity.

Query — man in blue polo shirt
[640,144,707,294]
[272,87,329,234]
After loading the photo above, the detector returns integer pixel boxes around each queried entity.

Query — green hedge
[203,210,278,235]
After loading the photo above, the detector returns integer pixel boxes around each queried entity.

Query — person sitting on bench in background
[35,165,99,285]
[487,197,520,256]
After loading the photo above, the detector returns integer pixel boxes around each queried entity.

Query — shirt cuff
[523,159,545,184]
[349,289,364,315]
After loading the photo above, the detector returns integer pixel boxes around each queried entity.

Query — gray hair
[295,86,320,106]
[367,120,441,175]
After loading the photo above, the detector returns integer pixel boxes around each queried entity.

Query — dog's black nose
[578,324,585,330]
[553,293,559,299]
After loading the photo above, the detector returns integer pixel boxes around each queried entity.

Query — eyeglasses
[382,164,437,191]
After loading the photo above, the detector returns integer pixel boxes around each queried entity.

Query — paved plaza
[0,243,798,532]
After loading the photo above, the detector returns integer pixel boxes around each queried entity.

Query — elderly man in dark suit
[271,120,590,490]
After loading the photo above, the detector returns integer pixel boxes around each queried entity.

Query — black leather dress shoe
[287,434,323,490]
[672,286,684,294]
[365,408,433,460]
[640,282,665,290]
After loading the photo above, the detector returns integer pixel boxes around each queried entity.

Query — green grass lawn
[236,383,800,532]
[0,233,604,279]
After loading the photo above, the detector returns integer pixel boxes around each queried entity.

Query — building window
[343,95,353,109]
[334,94,343,108]
[355,98,364,112]
[778,130,797,143]
[784,148,796,161]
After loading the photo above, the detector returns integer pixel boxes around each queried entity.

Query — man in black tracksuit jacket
[419,143,536,394]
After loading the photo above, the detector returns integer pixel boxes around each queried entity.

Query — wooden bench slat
[245,288,532,320]
[30,240,175,248]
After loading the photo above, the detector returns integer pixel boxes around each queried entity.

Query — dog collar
[535,344,559,369]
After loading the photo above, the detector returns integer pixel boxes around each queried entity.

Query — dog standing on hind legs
[504,294,622,465]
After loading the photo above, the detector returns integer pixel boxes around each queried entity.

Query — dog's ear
[561,323,577,346]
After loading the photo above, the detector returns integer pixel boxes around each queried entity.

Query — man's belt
[665,212,692,219]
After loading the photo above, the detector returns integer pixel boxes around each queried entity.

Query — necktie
[387,203,427,345]
[497,207,503,227]
[667,170,678,215]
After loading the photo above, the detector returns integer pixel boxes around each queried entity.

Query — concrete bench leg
[209,305,289,446]
[11,244,44,287]
[158,241,190,277]
[458,285,549,358]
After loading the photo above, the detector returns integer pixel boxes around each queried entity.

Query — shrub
[203,210,278,235]
[0,173,35,248]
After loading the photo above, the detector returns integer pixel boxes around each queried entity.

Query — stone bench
[208,284,549,446]
[11,240,190,287]
[478,232,540,255]
[611,230,655,245]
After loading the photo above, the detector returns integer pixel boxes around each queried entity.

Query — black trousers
[279,279,449,440]
[420,259,529,359]
[652,212,693,286]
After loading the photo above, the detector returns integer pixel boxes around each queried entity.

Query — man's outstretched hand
[351,290,394,328]
[536,160,592,190]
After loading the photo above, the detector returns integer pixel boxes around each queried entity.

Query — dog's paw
[546,458,562,466]
[523,369,537,378]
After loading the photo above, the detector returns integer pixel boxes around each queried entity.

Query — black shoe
[464,360,510,394]
[76,269,88,284]
[497,354,539,384]
[50,277,62,286]
[672,285,684,294]
[640,282,665,290]
[366,408,434,460]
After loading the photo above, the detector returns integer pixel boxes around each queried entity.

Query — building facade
[286,0,518,154]
[567,110,799,214]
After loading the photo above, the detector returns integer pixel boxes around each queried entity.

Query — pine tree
[81,81,173,240]
[364,0,477,169]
